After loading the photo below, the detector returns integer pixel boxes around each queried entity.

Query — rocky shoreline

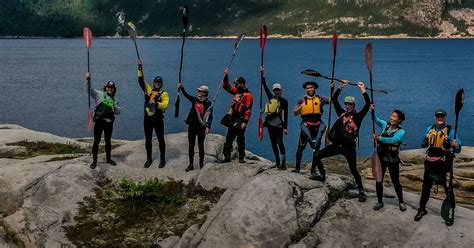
[1,125,473,247]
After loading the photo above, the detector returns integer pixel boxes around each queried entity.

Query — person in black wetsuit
[261,66,289,170]
[312,80,370,202]
[86,72,121,169]
[177,83,213,172]
[137,60,170,168]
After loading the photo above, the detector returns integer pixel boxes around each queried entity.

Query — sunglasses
[435,114,446,118]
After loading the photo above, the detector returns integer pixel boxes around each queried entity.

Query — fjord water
[0,38,472,162]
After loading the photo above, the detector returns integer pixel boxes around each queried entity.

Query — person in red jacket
[221,68,254,163]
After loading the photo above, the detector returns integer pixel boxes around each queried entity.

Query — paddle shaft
[327,49,336,129]
[319,74,386,94]
[369,70,376,149]
[213,46,240,103]
[133,40,141,61]
[87,48,91,108]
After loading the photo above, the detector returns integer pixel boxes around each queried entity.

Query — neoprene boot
[414,208,428,221]
[144,160,153,168]
[278,160,287,170]
[185,164,194,172]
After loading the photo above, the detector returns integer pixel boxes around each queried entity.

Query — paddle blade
[371,152,382,182]
[260,25,267,49]
[455,89,465,115]
[441,188,455,224]
[127,22,138,41]
[332,32,338,57]
[83,27,92,49]
[87,109,94,132]
[174,95,180,118]
[181,5,189,29]
[301,68,323,78]
[235,33,246,49]
[258,115,264,141]
[365,43,373,72]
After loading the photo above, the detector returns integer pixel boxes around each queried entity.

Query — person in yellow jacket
[293,81,329,176]
[137,60,169,168]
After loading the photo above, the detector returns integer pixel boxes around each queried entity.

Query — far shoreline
[1,35,474,40]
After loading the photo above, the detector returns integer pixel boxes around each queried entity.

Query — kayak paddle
[175,5,189,118]
[301,68,388,95]
[212,33,246,103]
[441,88,465,225]
[127,22,141,61]
[83,27,93,132]
[366,42,382,183]
[325,32,338,146]
[258,25,267,141]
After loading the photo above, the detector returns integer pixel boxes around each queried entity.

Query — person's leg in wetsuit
[311,143,340,181]
[144,118,154,168]
[197,127,206,168]
[186,125,198,172]
[374,160,389,210]
[342,146,366,202]
[387,162,404,204]
[223,127,238,162]
[103,121,116,165]
[154,118,166,168]
[294,131,308,173]
[236,128,246,163]
[268,126,283,168]
[277,128,287,170]
[91,121,104,169]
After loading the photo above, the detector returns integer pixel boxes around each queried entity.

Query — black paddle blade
[174,96,180,118]
[441,189,455,224]
[127,22,137,41]
[455,89,465,115]
[301,69,323,78]
[181,5,189,29]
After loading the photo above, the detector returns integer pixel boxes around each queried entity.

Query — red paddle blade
[87,109,94,132]
[83,27,92,49]
[258,117,264,141]
[365,43,373,72]
[371,152,382,182]
[260,25,267,49]
[332,32,338,57]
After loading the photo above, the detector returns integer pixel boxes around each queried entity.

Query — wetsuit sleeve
[321,96,330,106]
[332,88,344,116]
[180,87,196,103]
[282,98,289,129]
[379,129,405,145]
[222,74,237,95]
[420,126,431,148]
[137,67,148,93]
[448,129,462,153]
[90,88,101,102]
[242,93,254,123]
[261,76,273,101]
[375,115,387,130]
[157,91,170,110]
[359,92,371,118]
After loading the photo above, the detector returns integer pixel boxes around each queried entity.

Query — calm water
[0,39,472,162]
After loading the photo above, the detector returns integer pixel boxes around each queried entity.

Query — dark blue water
[0,39,472,162]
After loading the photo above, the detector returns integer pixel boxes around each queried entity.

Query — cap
[435,109,447,116]
[302,81,318,89]
[105,80,116,88]
[344,96,355,104]
[272,83,282,90]
[196,85,209,93]
[153,76,163,84]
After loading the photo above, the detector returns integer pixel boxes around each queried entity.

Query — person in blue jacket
[372,107,407,212]
[178,83,213,172]
[414,109,461,226]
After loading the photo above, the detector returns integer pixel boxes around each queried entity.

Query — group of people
[85,60,461,226]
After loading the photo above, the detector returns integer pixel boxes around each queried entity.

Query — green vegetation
[65,178,224,247]
[1,0,472,37]
[0,141,88,159]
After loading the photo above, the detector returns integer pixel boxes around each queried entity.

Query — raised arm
[375,114,387,130]
[137,61,152,94]
[332,87,345,116]
[178,84,196,103]
[261,75,272,101]
[222,69,237,95]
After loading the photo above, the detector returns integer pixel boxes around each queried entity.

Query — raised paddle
[127,22,141,60]
[325,32,338,146]
[83,27,93,132]
[175,5,189,118]
[441,88,465,225]
[258,25,267,141]
[301,68,388,94]
[212,33,246,103]
[365,43,382,183]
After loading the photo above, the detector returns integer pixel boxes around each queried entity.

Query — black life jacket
[328,112,359,145]
[377,124,403,163]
